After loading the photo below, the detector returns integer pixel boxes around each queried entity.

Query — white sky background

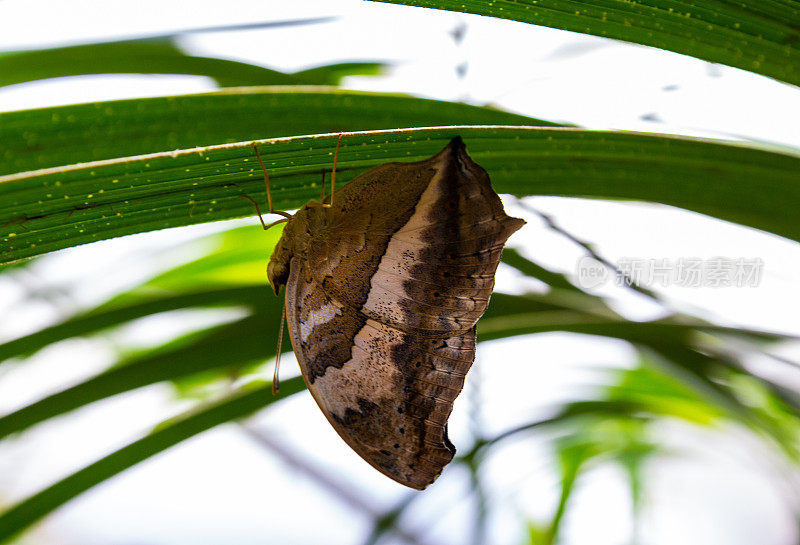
[0,1,799,545]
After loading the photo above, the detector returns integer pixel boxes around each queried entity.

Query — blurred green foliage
[0,3,799,545]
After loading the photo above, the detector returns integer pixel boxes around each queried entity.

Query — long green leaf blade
[0,378,304,544]
[0,38,383,90]
[0,89,550,176]
[0,286,267,362]
[371,0,800,86]
[0,307,286,440]
[2,126,798,264]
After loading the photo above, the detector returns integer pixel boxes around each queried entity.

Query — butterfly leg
[272,302,287,394]
[242,144,293,230]
[326,132,342,209]
[309,133,343,210]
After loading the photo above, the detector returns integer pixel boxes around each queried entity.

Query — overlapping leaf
[0,377,306,544]
[2,2,799,541]
[0,38,382,91]
[0,89,548,176]
[2,216,798,544]
[3,123,799,265]
[371,0,800,86]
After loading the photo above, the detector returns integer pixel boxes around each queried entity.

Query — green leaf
[136,224,284,290]
[0,88,550,176]
[500,249,622,317]
[478,305,797,439]
[477,309,782,344]
[371,0,800,86]
[0,290,566,438]
[0,285,269,363]
[0,312,283,440]
[548,417,656,542]
[605,364,723,425]
[0,223,280,365]
[1,215,791,440]
[2,126,798,265]
[5,285,769,440]
[292,62,386,85]
[502,248,584,294]
[526,520,552,545]
[0,377,305,544]
[0,34,382,90]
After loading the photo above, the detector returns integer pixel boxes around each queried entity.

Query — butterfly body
[268,137,523,489]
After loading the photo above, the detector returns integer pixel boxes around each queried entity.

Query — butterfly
[255,136,523,489]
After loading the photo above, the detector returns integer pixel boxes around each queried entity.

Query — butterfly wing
[282,137,523,489]
[285,257,474,489]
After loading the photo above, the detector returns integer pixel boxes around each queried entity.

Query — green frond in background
[1,1,799,543]
[0,17,383,91]
[1,217,797,542]
[371,0,800,87]
[0,38,384,90]
[0,89,549,176]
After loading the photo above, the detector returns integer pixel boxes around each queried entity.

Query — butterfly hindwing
[285,258,475,488]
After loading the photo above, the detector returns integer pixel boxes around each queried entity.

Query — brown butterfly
[253,136,523,490]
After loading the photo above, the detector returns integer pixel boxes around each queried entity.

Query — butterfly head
[267,257,289,295]
[267,219,296,294]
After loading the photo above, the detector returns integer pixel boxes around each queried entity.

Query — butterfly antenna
[272,301,287,395]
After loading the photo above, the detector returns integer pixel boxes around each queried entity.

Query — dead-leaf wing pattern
[274,137,524,489]
[286,258,476,488]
